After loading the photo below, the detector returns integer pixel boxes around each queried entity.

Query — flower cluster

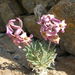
[6,18,33,48]
[37,14,67,44]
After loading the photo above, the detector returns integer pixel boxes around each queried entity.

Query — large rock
[0,0,23,16]
[0,0,23,32]
[48,0,75,55]
[18,0,60,14]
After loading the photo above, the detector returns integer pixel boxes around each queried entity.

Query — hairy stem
[48,41,51,51]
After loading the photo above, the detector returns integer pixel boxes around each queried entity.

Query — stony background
[0,0,75,75]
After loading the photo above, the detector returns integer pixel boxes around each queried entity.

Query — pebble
[13,55,20,60]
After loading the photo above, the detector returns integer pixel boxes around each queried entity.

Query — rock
[0,0,23,16]
[0,0,23,32]
[69,0,75,2]
[34,4,47,19]
[13,55,20,60]
[0,35,31,70]
[22,16,41,38]
[48,56,75,75]
[0,56,26,75]
[18,0,60,14]
[48,0,75,55]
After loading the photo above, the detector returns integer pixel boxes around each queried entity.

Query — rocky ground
[0,33,75,75]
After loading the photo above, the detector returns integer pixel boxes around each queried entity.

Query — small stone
[13,55,20,60]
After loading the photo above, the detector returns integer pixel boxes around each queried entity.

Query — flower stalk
[48,41,51,51]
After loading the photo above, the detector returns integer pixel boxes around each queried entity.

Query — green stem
[48,41,51,51]
[52,44,56,50]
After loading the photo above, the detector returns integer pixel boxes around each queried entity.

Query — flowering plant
[6,14,67,75]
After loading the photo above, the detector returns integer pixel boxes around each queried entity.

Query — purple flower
[6,18,33,48]
[37,14,67,44]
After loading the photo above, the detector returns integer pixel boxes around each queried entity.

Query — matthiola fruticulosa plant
[6,14,67,75]
[37,14,67,44]
[6,18,33,48]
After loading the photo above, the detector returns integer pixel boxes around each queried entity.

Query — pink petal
[14,28,23,36]
[52,18,61,23]
[30,34,33,38]
[16,18,23,28]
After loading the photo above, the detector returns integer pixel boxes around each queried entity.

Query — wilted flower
[6,18,33,48]
[37,14,67,44]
